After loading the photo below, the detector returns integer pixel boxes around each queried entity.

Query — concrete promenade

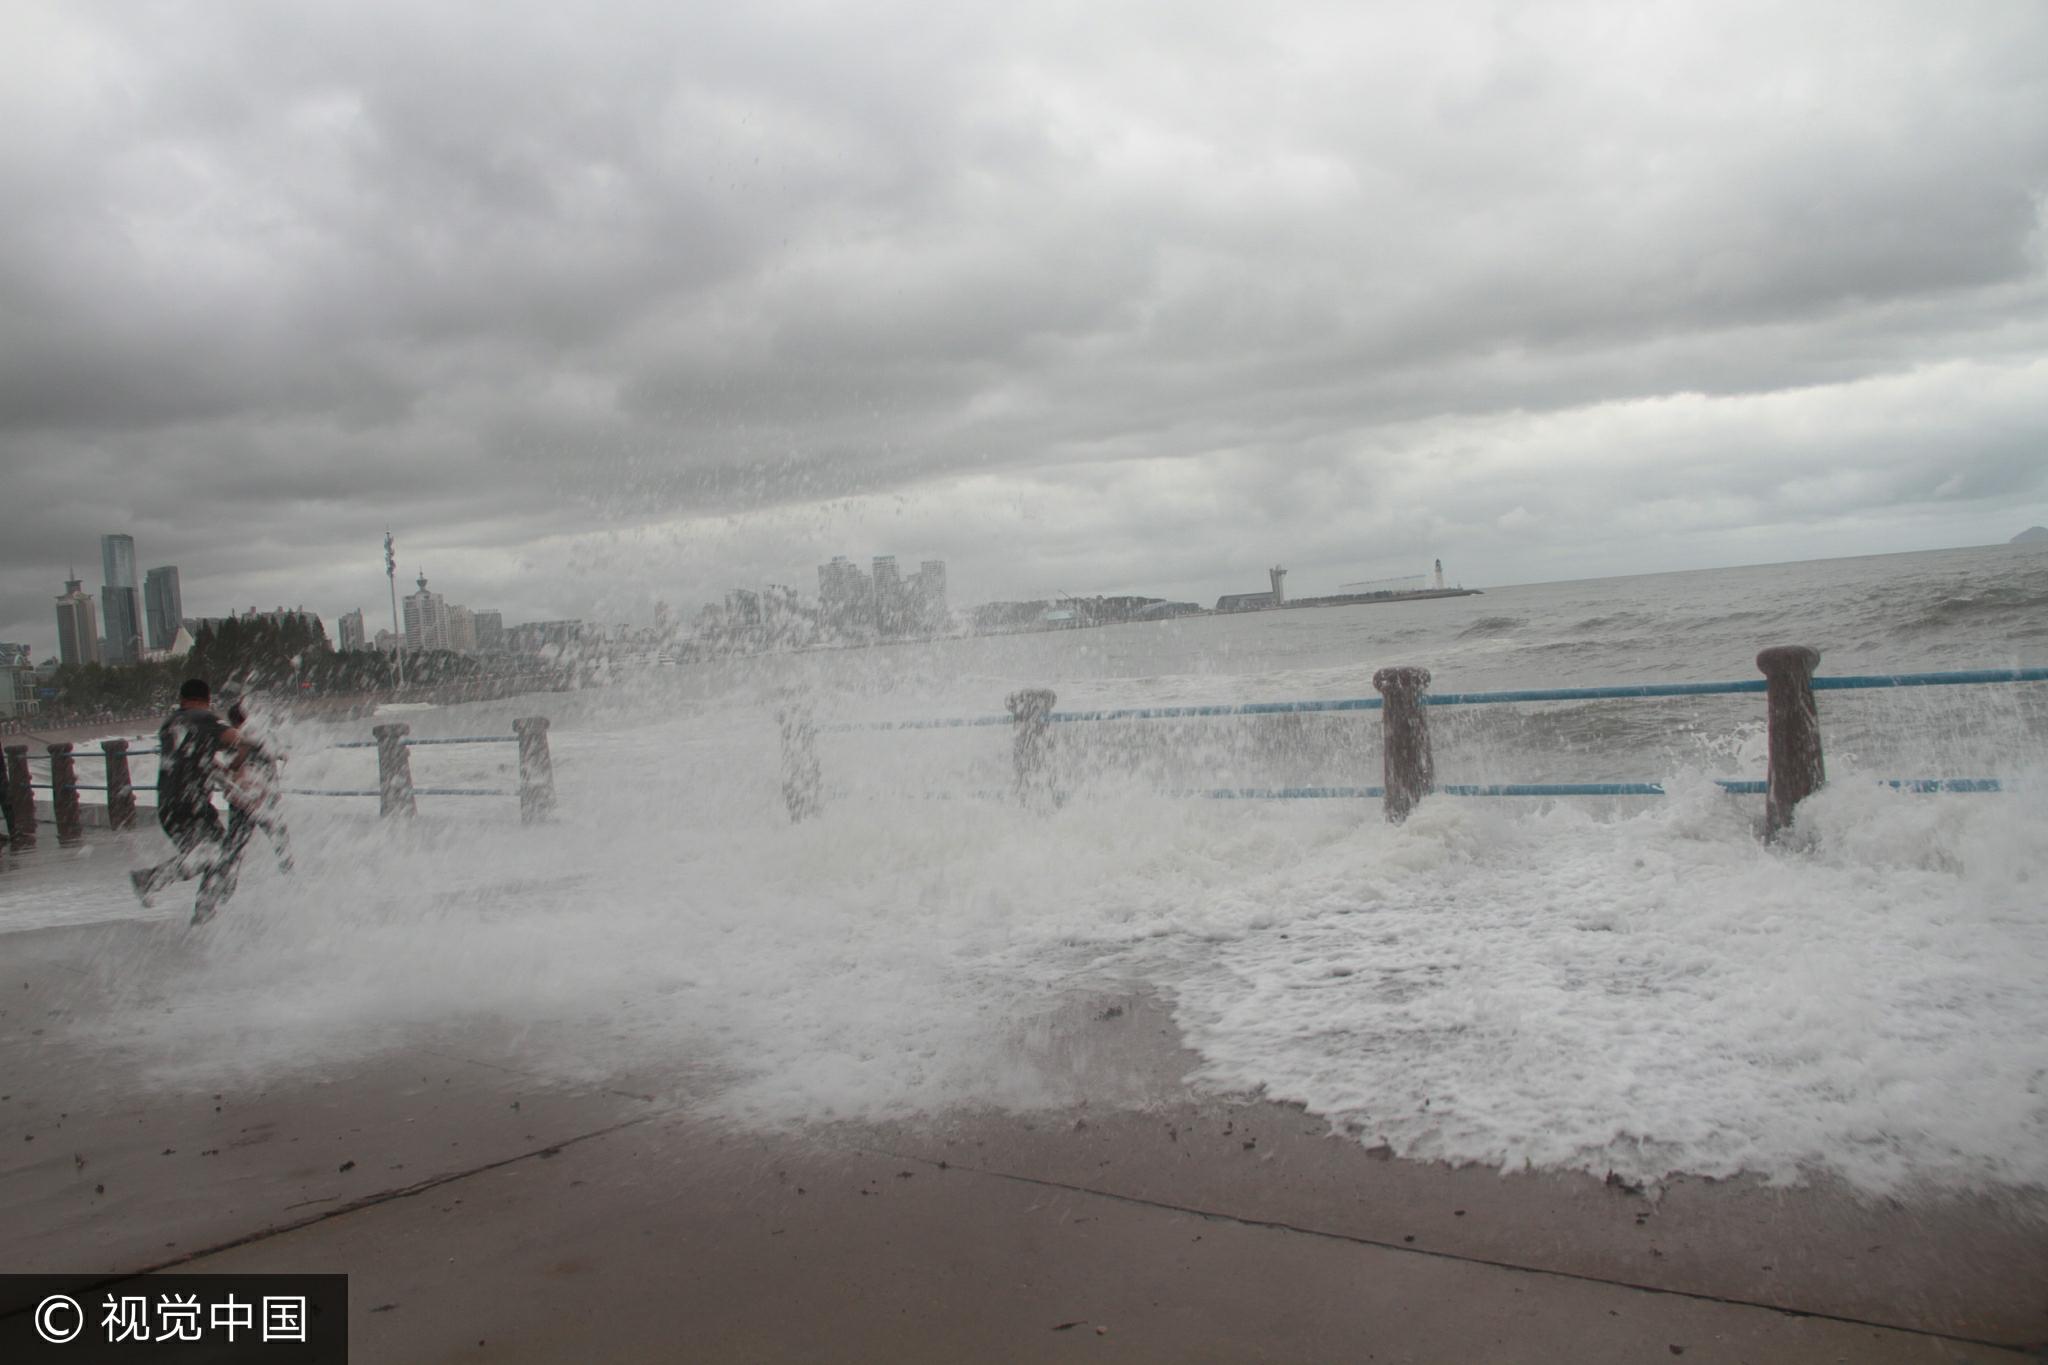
[2,860,2044,1361]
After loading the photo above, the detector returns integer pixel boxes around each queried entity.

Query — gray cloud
[4,0,2047,651]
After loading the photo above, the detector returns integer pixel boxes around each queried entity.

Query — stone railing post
[1757,645,1824,839]
[373,723,417,818]
[776,704,821,822]
[513,717,556,824]
[48,743,83,846]
[1006,688,1058,810]
[102,739,137,831]
[4,744,32,850]
[1372,666,1434,823]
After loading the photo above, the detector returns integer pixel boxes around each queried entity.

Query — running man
[131,678,246,925]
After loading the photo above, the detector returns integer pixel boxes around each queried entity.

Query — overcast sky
[4,0,2046,655]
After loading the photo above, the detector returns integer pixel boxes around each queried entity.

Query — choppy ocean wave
[1456,615,1526,639]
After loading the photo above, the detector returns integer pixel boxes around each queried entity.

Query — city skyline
[32,531,194,667]
[20,522,980,663]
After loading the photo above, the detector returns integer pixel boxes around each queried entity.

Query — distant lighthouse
[1433,559,1444,590]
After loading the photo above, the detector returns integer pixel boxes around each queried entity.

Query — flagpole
[385,531,406,691]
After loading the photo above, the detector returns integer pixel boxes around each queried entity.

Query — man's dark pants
[141,805,245,919]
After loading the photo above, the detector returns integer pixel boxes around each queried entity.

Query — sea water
[15,541,2048,1195]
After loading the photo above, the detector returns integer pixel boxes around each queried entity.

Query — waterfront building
[101,534,142,663]
[403,574,451,652]
[914,560,949,631]
[102,534,135,591]
[143,566,183,651]
[725,588,763,628]
[872,556,906,635]
[241,605,324,634]
[447,605,478,654]
[2,648,38,719]
[55,577,101,667]
[472,610,505,652]
[507,620,585,653]
[818,556,872,638]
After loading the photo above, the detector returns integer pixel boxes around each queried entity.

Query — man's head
[178,678,212,709]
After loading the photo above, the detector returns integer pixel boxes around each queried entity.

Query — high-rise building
[403,573,451,652]
[878,555,930,636]
[472,610,505,652]
[100,534,141,664]
[871,556,904,634]
[55,577,101,668]
[102,587,141,661]
[143,566,183,651]
[915,560,948,631]
[817,556,872,637]
[102,535,135,595]
[725,589,763,628]
[447,605,477,654]
[338,609,367,652]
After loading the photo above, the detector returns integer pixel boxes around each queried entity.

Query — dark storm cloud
[4,0,2047,650]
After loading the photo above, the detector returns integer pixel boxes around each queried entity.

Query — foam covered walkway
[3,908,2043,1362]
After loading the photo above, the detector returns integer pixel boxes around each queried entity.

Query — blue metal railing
[814,667,2042,803]
[286,786,515,798]
[1183,779,2004,799]
[297,733,523,799]
[299,733,523,799]
[15,780,516,799]
[329,735,519,749]
[910,779,2006,803]
[2,732,547,846]
[827,667,2048,733]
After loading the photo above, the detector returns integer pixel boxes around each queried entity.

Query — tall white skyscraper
[403,573,451,652]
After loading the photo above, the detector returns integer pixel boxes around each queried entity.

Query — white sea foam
[43,696,2045,1200]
